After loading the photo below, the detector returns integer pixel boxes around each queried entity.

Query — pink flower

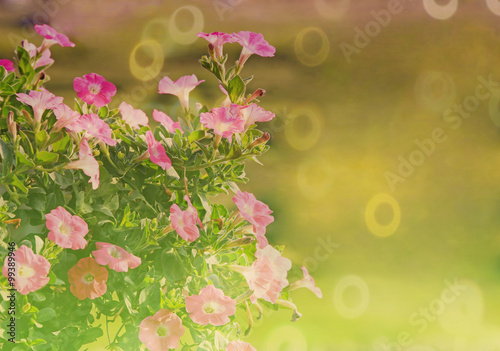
[16,90,63,124]
[35,24,75,49]
[152,109,183,134]
[200,107,245,142]
[92,242,141,272]
[0,59,15,72]
[233,31,276,67]
[67,257,108,300]
[233,191,274,249]
[158,74,205,111]
[119,101,149,129]
[226,340,257,351]
[2,245,50,295]
[197,32,236,59]
[170,196,203,242]
[290,266,323,298]
[185,285,236,326]
[75,113,116,146]
[236,246,291,304]
[145,131,171,170]
[53,104,80,131]
[73,73,117,108]
[22,41,54,69]
[139,309,185,351]
[240,103,275,132]
[65,138,99,190]
[45,206,89,250]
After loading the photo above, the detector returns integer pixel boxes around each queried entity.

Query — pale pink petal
[145,131,171,170]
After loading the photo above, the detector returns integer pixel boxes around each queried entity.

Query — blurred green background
[2,0,500,349]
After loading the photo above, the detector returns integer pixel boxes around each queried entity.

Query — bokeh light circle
[486,0,500,15]
[414,71,456,113]
[129,39,164,81]
[295,27,330,67]
[284,106,323,150]
[169,5,204,45]
[141,17,174,55]
[296,156,334,200]
[438,279,484,335]
[488,89,500,127]
[423,0,458,20]
[313,0,350,20]
[365,193,401,238]
[333,275,370,319]
[265,325,307,351]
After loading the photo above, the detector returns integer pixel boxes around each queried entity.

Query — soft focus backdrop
[2,0,500,350]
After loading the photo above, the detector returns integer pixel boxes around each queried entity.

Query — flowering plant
[0,26,321,350]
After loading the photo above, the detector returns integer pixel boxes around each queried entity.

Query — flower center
[88,84,101,95]
[58,222,72,236]
[156,325,169,337]
[83,273,95,284]
[203,302,219,314]
[109,247,122,259]
[18,265,35,278]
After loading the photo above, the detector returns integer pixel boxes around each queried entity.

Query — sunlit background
[2,0,500,349]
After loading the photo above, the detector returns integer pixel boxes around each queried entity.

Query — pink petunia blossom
[139,309,185,351]
[67,257,108,300]
[235,245,291,304]
[145,131,171,170]
[65,138,99,189]
[1,245,50,295]
[0,59,15,72]
[16,90,63,124]
[92,242,141,272]
[152,109,183,134]
[45,206,89,250]
[22,41,54,69]
[52,103,80,132]
[200,107,245,142]
[197,31,236,59]
[185,285,236,326]
[169,196,203,242]
[74,113,117,146]
[158,74,204,111]
[233,191,274,249]
[119,101,149,129]
[34,24,75,50]
[73,73,117,108]
[233,31,276,68]
[226,340,257,351]
[239,103,275,132]
[290,266,323,298]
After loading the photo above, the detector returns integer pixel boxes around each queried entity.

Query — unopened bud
[248,132,270,149]
[208,43,216,61]
[93,149,100,156]
[117,151,125,160]
[22,109,33,127]
[224,236,255,248]
[7,111,17,142]
[245,88,266,104]
[3,218,21,229]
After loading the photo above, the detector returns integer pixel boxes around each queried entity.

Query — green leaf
[36,151,59,164]
[197,341,214,351]
[16,151,35,168]
[37,307,56,323]
[189,130,207,142]
[35,130,49,148]
[189,325,206,344]
[29,338,47,346]
[161,249,190,282]
[228,75,245,103]
[0,81,16,96]
[51,134,70,153]
[2,173,28,193]
[54,169,74,186]
[79,327,104,345]
[98,106,109,118]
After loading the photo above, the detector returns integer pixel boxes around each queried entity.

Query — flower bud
[117,151,125,160]
[224,236,255,248]
[7,111,17,142]
[248,132,270,149]
[22,109,33,127]
[245,88,266,104]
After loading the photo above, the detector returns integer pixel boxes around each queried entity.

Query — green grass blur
[2,0,500,349]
